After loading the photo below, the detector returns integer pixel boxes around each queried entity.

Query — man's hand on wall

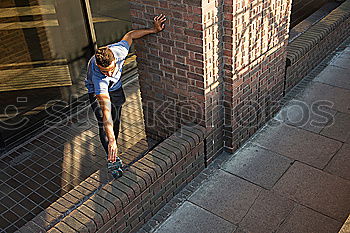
[153,14,166,33]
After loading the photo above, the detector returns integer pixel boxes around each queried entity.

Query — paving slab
[329,50,350,69]
[314,66,350,90]
[221,144,292,189]
[324,143,350,180]
[276,204,343,233]
[238,189,295,233]
[330,56,350,70]
[273,162,350,222]
[154,201,236,233]
[295,82,350,114]
[251,124,342,169]
[341,46,350,55]
[188,169,262,224]
[274,99,337,133]
[320,112,350,142]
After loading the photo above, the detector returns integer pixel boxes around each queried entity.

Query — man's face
[98,60,116,77]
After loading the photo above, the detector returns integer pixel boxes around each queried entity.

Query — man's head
[95,47,116,76]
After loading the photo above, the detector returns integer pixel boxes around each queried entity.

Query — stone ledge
[287,0,350,65]
[17,124,206,233]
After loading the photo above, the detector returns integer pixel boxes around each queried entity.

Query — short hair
[95,47,115,67]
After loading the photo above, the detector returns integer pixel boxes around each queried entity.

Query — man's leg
[109,102,123,176]
[89,93,123,178]
[109,87,126,151]
[88,93,109,155]
[112,105,122,145]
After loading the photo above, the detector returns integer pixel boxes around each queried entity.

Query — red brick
[110,179,136,201]
[70,209,97,233]
[153,146,177,165]
[62,215,88,232]
[54,222,76,233]
[84,199,111,223]
[131,161,157,183]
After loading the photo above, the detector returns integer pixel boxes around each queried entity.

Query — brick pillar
[129,0,292,160]
[202,0,224,160]
[222,0,292,152]
[129,0,225,161]
[129,1,205,136]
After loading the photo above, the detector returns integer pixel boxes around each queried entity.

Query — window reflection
[0,0,134,149]
[90,0,132,46]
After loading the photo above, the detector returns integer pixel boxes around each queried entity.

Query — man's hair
[95,47,114,67]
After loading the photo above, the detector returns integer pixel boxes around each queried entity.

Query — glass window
[90,0,132,47]
[0,0,135,149]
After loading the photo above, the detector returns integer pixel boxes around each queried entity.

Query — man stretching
[85,14,166,177]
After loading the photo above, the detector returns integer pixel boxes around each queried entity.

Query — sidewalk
[139,42,350,233]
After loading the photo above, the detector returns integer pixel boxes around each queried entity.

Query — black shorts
[89,87,126,106]
[109,87,126,106]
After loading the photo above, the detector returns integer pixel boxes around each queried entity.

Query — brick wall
[290,0,330,28]
[129,0,206,143]
[285,0,350,93]
[223,0,292,152]
[203,0,224,161]
[18,125,206,233]
[128,0,292,160]
[129,0,224,161]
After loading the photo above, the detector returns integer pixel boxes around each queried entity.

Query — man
[85,14,166,171]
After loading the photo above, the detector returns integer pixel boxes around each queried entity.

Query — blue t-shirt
[85,40,130,95]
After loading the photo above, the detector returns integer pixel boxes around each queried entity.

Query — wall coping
[339,214,350,233]
[16,124,206,233]
[286,0,350,65]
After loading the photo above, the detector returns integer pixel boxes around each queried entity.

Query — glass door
[0,0,137,150]
[0,0,93,149]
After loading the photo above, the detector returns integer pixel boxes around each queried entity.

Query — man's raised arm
[121,14,166,46]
